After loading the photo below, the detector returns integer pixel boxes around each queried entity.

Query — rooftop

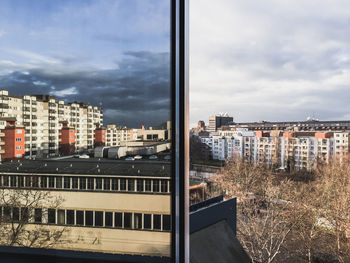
[0,158,171,177]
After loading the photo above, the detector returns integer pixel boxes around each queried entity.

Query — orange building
[94,125,106,147]
[2,119,25,161]
[315,132,332,139]
[59,121,75,155]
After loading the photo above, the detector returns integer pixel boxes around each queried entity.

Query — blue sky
[0,0,170,127]
[190,0,350,127]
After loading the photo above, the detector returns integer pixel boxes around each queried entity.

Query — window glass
[85,211,93,226]
[145,179,152,192]
[67,210,74,225]
[153,179,160,193]
[137,179,144,192]
[144,214,152,229]
[56,177,63,189]
[153,214,161,230]
[76,211,84,225]
[95,211,103,226]
[111,178,118,191]
[34,208,42,223]
[57,210,65,225]
[124,213,132,229]
[103,178,110,191]
[12,207,19,222]
[96,178,102,190]
[120,179,126,191]
[79,177,86,190]
[161,180,168,193]
[127,179,134,192]
[134,213,142,229]
[115,212,123,228]
[163,215,171,231]
[48,177,55,188]
[87,178,94,190]
[72,177,78,189]
[48,209,56,224]
[105,212,112,227]
[64,177,71,189]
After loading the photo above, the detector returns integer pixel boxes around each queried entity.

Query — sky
[0,0,170,128]
[190,0,350,127]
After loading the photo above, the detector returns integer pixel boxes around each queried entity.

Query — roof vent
[70,163,73,167]
[96,164,99,168]
[16,167,19,171]
[98,169,100,173]
[20,163,22,166]
[162,165,165,170]
[132,165,134,169]
[56,168,59,171]
[44,163,47,167]
[138,169,140,174]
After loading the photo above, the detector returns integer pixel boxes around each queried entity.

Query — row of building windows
[0,175,170,193]
[0,207,171,232]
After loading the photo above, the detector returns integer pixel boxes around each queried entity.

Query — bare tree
[0,187,67,248]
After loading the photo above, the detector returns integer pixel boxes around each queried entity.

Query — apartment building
[0,159,171,256]
[105,125,137,147]
[0,90,103,159]
[207,113,233,132]
[199,130,350,170]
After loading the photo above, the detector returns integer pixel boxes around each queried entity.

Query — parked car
[79,154,90,159]
[125,157,135,161]
[134,155,143,160]
[149,155,158,160]
[164,155,171,160]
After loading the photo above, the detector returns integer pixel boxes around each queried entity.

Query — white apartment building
[200,131,350,170]
[0,90,103,158]
[105,125,137,147]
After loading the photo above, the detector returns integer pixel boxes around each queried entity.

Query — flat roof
[0,159,171,177]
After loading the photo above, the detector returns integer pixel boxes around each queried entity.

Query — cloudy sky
[0,0,170,128]
[190,0,350,127]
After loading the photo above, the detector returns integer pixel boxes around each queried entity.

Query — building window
[161,180,168,193]
[72,177,78,189]
[16,138,22,142]
[13,207,19,222]
[127,179,134,191]
[64,177,70,189]
[66,210,74,225]
[57,210,65,225]
[137,179,144,191]
[16,130,22,134]
[153,215,161,230]
[96,178,102,190]
[115,212,122,228]
[16,146,22,150]
[56,177,63,188]
[76,211,84,225]
[34,208,42,223]
[87,178,94,190]
[79,177,86,190]
[163,215,171,231]
[95,211,103,227]
[103,178,110,190]
[153,179,160,193]
[40,176,47,188]
[48,209,56,224]
[134,213,142,229]
[124,213,132,229]
[144,214,152,229]
[105,212,113,227]
[145,179,151,192]
[111,178,118,190]
[120,179,126,191]
[48,177,55,188]
[85,211,93,226]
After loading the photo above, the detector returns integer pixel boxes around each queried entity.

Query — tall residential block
[0,90,103,158]
[208,113,233,132]
[2,118,25,161]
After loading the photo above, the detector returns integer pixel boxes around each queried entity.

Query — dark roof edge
[190,197,237,235]
[0,246,170,263]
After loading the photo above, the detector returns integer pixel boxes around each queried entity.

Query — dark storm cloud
[0,51,170,128]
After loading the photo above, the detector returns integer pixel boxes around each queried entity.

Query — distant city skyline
[190,0,350,127]
[0,0,171,128]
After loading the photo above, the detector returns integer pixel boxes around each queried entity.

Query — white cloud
[50,87,78,97]
[190,0,350,126]
[33,80,47,86]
